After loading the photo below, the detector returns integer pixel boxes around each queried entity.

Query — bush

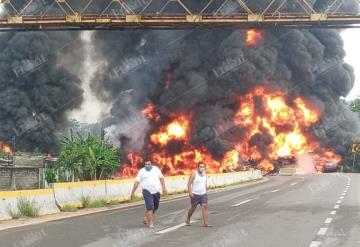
[80,195,91,208]
[45,169,57,184]
[61,204,78,212]
[7,197,40,219]
[88,199,108,208]
[58,134,121,181]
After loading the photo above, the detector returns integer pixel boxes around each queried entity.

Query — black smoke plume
[0,32,83,152]
[89,0,359,163]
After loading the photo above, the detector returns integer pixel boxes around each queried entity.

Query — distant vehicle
[323,160,339,173]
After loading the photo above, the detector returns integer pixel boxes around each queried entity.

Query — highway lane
[1,173,357,247]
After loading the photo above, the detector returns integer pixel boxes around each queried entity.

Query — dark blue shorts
[191,194,208,207]
[142,190,160,212]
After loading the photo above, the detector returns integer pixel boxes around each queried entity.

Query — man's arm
[158,167,167,195]
[131,181,140,200]
[187,171,196,198]
[160,177,167,195]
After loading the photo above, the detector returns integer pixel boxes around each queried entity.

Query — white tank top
[192,171,207,195]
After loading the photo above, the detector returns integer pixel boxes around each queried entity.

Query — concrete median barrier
[279,168,306,176]
[0,170,263,220]
[0,189,59,220]
[207,170,262,187]
[164,175,188,194]
[105,179,136,202]
[53,181,107,208]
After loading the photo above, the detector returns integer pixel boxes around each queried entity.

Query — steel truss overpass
[0,0,360,30]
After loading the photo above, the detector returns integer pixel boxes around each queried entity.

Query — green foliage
[80,195,91,208]
[61,204,78,212]
[57,133,121,181]
[80,196,108,208]
[45,169,58,184]
[7,197,40,219]
[88,199,108,208]
[347,98,360,114]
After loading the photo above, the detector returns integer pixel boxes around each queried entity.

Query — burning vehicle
[322,160,339,173]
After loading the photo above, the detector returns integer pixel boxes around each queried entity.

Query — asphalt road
[2,173,359,247]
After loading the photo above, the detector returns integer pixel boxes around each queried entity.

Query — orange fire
[119,86,341,177]
[245,29,263,46]
[142,103,161,121]
[0,144,12,154]
[150,116,189,146]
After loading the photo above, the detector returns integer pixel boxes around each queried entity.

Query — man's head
[145,160,153,171]
[198,163,205,174]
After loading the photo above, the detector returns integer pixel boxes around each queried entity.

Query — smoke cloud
[0,32,83,152]
[87,1,360,163]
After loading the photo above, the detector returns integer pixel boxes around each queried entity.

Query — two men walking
[131,161,210,228]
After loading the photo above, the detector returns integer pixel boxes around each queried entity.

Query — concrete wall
[0,170,262,220]
[0,168,12,190]
[53,181,107,208]
[0,167,40,191]
[105,170,262,203]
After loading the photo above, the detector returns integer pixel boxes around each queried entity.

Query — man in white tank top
[186,162,212,227]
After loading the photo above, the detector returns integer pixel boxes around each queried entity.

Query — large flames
[0,144,12,155]
[119,86,341,177]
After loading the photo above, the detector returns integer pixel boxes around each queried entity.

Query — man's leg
[153,192,160,214]
[186,205,197,225]
[142,190,155,228]
[186,195,198,225]
[200,194,211,227]
[146,210,154,228]
[201,203,209,226]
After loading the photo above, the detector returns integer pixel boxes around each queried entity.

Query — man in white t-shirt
[131,160,167,229]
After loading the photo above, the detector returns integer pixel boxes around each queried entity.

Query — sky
[342,29,360,101]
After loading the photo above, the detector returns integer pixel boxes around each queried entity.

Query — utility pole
[352,153,356,172]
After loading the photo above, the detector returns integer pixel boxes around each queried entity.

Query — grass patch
[7,197,40,219]
[80,195,91,208]
[88,199,108,208]
[61,204,78,212]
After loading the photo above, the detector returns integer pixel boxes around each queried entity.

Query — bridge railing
[0,0,359,29]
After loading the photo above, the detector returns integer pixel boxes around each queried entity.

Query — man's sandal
[147,224,155,229]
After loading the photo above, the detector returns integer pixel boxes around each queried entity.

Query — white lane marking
[156,221,197,234]
[330,211,336,215]
[336,200,342,204]
[318,228,328,235]
[232,199,253,207]
[339,196,344,200]
[325,218,333,224]
[341,193,346,196]
[291,182,298,186]
[334,205,340,209]
[309,241,321,247]
[269,189,280,193]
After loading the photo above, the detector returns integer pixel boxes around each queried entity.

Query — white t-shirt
[136,166,164,194]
